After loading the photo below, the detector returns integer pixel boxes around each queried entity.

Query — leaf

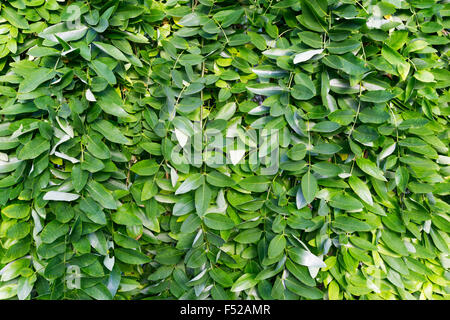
[230,274,258,292]
[395,166,409,193]
[95,86,129,118]
[332,216,372,232]
[310,121,340,133]
[203,213,235,230]
[297,0,327,33]
[85,135,110,160]
[92,120,130,144]
[1,6,29,29]
[246,83,285,96]
[414,70,435,83]
[329,194,363,211]
[130,159,159,176]
[360,90,396,103]
[356,158,387,181]
[86,180,117,210]
[79,198,106,225]
[293,49,324,64]
[238,176,271,192]
[323,54,369,76]
[18,136,50,160]
[327,39,361,54]
[72,164,89,192]
[348,176,373,205]
[206,171,236,187]
[17,276,34,300]
[43,191,80,202]
[328,281,340,300]
[251,66,287,79]
[18,68,56,93]
[93,42,129,62]
[209,268,233,288]
[291,73,316,100]
[288,247,326,268]
[175,173,204,195]
[379,143,396,160]
[141,179,158,201]
[286,260,315,286]
[114,248,151,264]
[0,157,23,174]
[381,45,410,80]
[301,171,317,204]
[234,229,262,244]
[195,182,211,217]
[1,204,30,219]
[285,276,323,299]
[179,54,204,66]
[91,60,116,85]
[381,229,409,256]
[112,205,141,226]
[84,283,113,300]
[40,221,69,244]
[268,234,286,259]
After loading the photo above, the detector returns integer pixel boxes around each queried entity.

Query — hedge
[0,0,449,300]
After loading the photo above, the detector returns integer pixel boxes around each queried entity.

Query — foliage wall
[0,0,449,300]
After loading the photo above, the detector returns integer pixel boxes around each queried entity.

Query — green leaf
[285,276,323,299]
[381,229,409,256]
[86,180,117,210]
[18,68,56,93]
[238,176,271,192]
[40,221,69,244]
[209,268,233,288]
[203,213,235,230]
[79,198,106,225]
[72,164,89,192]
[85,134,110,160]
[234,229,262,244]
[301,171,317,204]
[288,247,326,268]
[115,248,151,264]
[246,83,285,96]
[93,42,129,62]
[92,120,130,144]
[329,194,363,211]
[195,182,211,217]
[90,60,116,85]
[293,49,324,64]
[18,136,50,160]
[1,204,30,219]
[206,171,236,187]
[291,73,316,100]
[141,178,158,201]
[268,234,286,259]
[327,39,360,54]
[348,176,373,205]
[332,216,372,232]
[43,191,80,202]
[112,204,142,226]
[131,159,159,176]
[230,273,258,292]
[179,54,204,66]
[356,158,387,181]
[1,6,29,29]
[84,283,113,300]
[310,121,340,133]
[360,90,396,103]
[175,173,204,195]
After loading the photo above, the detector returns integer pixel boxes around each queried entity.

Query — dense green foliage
[0,0,449,300]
